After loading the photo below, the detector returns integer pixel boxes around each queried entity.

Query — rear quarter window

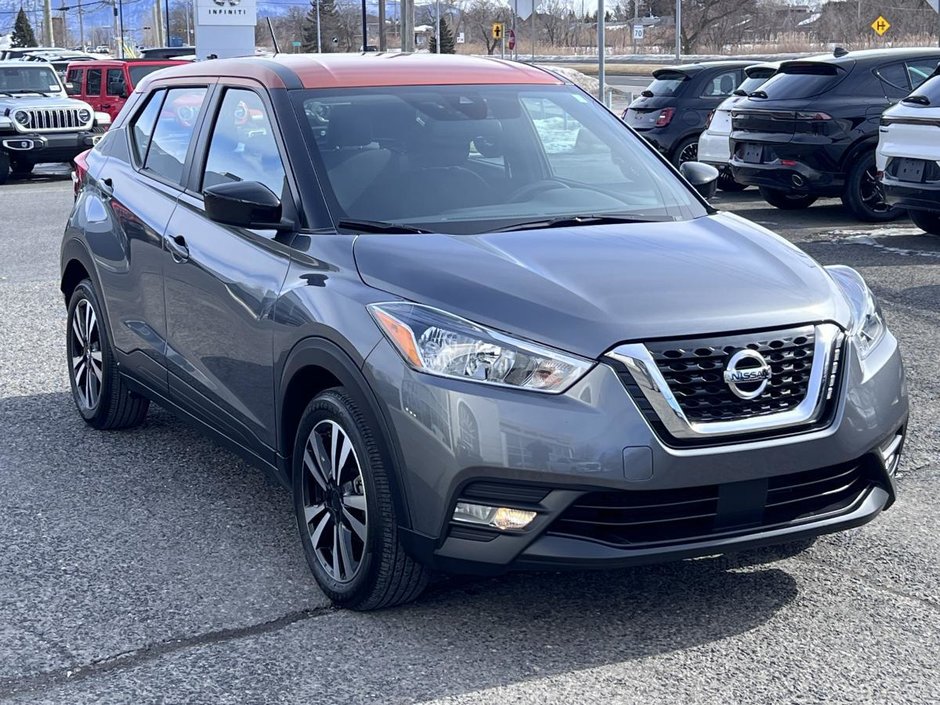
[646,71,688,97]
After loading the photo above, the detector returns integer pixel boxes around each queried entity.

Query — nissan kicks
[62,54,908,610]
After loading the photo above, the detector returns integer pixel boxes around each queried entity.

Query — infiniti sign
[723,349,772,400]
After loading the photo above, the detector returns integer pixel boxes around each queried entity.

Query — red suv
[65,59,186,121]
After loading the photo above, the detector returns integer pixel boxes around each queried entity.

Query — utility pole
[77,0,85,49]
[43,0,54,45]
[674,0,680,61]
[118,0,125,57]
[400,0,413,51]
[316,0,322,52]
[597,0,604,102]
[378,0,386,51]
[154,0,164,46]
[360,0,367,50]
[435,0,440,52]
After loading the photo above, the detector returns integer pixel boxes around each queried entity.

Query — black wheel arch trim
[839,136,878,173]
[60,236,108,318]
[277,335,414,531]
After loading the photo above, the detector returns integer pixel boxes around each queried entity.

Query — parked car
[21,50,98,79]
[94,45,111,54]
[63,54,907,610]
[697,62,778,191]
[622,61,752,167]
[878,67,940,235]
[730,47,940,221]
[139,46,195,60]
[65,59,187,121]
[0,60,108,183]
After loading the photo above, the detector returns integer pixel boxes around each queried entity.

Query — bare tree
[678,0,758,53]
[463,0,510,54]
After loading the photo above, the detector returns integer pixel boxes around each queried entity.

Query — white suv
[878,69,940,235]
[698,63,777,191]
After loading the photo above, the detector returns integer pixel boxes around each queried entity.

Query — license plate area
[894,157,926,183]
[743,144,763,164]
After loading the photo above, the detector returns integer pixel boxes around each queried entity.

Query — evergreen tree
[428,17,456,54]
[301,0,339,53]
[11,8,38,48]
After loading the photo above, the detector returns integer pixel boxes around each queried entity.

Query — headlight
[826,265,885,359]
[77,108,92,123]
[368,302,592,393]
[13,110,29,127]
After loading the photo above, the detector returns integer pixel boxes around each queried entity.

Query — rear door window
[106,68,124,96]
[130,89,164,165]
[701,70,740,98]
[142,86,207,184]
[86,68,102,96]
[756,63,844,99]
[876,62,911,100]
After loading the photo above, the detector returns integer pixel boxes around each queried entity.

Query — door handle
[167,234,190,263]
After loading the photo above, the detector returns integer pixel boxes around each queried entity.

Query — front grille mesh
[646,326,816,423]
[548,459,873,548]
[16,107,88,132]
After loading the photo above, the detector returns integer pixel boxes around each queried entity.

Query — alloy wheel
[678,142,698,164]
[301,420,368,583]
[861,165,890,214]
[70,298,103,410]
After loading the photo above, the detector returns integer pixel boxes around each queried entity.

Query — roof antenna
[267,17,282,55]
[833,46,849,57]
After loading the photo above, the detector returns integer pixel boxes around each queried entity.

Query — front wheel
[842,151,905,222]
[909,209,940,236]
[66,280,149,429]
[718,170,748,192]
[11,159,34,176]
[759,186,818,210]
[293,388,428,610]
[0,151,10,185]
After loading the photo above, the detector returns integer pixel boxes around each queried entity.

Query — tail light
[654,107,676,127]
[72,148,90,199]
[705,110,715,128]
[795,111,832,121]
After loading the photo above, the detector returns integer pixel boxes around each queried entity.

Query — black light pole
[165,0,170,45]
[118,0,125,57]
[361,0,367,50]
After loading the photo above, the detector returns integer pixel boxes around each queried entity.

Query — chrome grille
[647,327,815,422]
[14,106,90,133]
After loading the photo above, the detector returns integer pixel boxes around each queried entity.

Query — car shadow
[0,391,798,697]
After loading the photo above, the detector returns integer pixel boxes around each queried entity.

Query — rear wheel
[671,137,699,168]
[293,388,429,610]
[842,151,904,222]
[0,152,10,185]
[718,170,748,192]
[11,159,34,176]
[759,186,818,210]
[66,280,149,429]
[910,209,940,236]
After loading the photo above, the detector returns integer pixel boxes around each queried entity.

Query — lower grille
[548,458,875,549]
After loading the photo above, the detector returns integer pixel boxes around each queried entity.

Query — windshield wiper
[336,219,431,234]
[493,214,671,233]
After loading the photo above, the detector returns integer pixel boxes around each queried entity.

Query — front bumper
[883,174,940,212]
[364,328,907,575]
[1,131,99,162]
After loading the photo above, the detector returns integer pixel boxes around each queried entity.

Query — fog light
[452,502,537,531]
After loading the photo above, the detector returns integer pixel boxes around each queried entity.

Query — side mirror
[65,81,79,95]
[679,161,720,199]
[203,181,290,230]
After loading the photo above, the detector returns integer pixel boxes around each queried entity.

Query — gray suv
[61,55,908,610]
[0,60,106,183]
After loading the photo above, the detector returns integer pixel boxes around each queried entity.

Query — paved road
[1,170,938,704]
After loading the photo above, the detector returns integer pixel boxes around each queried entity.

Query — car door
[102,67,124,121]
[84,67,104,114]
[162,85,295,457]
[93,83,210,394]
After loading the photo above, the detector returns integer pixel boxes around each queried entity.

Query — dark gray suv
[61,54,908,610]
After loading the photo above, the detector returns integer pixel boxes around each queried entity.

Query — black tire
[671,136,699,168]
[909,209,940,236]
[293,388,429,610]
[0,151,10,185]
[759,186,818,210]
[841,151,905,223]
[11,159,34,176]
[66,280,149,429]
[718,170,748,192]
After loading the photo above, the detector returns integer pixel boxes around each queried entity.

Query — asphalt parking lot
[1,167,939,704]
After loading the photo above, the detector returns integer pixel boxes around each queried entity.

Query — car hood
[0,94,92,112]
[354,212,851,359]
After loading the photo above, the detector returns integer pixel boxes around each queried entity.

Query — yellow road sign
[871,15,890,36]
[492,22,503,40]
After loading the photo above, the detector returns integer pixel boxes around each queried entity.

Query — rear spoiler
[776,60,846,75]
[744,62,780,79]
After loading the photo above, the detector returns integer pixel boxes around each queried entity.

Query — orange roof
[144,53,563,90]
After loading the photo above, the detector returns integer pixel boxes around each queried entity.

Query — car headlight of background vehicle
[826,265,886,359]
[369,302,593,393]
[77,108,92,124]
[12,110,30,127]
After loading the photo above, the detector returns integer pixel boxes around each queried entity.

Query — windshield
[296,84,706,234]
[645,72,688,96]
[0,66,61,94]
[129,64,171,87]
[754,63,844,99]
